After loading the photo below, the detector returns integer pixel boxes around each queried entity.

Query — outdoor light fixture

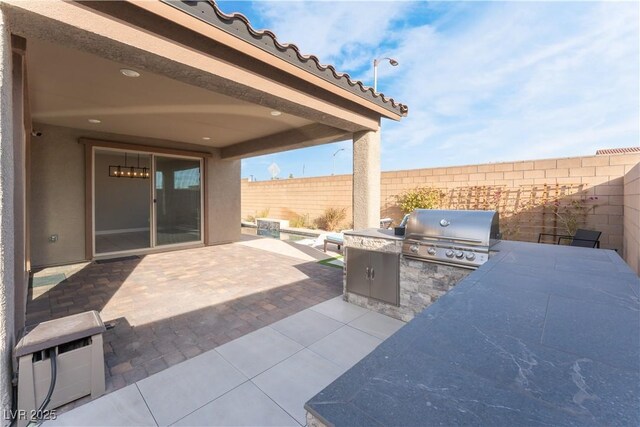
[332,148,345,176]
[108,153,150,179]
[202,136,211,140]
[373,57,399,92]
[270,110,282,116]
[120,68,141,78]
[88,119,102,124]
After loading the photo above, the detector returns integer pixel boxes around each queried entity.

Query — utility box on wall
[14,311,106,427]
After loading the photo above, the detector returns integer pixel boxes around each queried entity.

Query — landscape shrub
[290,213,315,229]
[314,207,347,231]
[244,208,270,223]
[395,187,445,214]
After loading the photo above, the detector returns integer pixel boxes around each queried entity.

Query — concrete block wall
[623,163,639,274]
[241,174,354,226]
[242,152,639,253]
[379,153,638,250]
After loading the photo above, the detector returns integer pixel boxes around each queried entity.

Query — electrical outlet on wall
[49,234,58,243]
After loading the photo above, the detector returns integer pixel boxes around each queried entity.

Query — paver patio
[26,242,343,402]
[46,297,405,426]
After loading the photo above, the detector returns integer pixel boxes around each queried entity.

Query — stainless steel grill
[402,209,500,269]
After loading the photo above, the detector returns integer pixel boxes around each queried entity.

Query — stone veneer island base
[343,229,471,322]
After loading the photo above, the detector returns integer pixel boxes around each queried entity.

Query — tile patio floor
[46,297,405,426]
[27,242,343,399]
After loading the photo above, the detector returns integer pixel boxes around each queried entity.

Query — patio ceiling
[4,0,396,159]
[27,39,318,149]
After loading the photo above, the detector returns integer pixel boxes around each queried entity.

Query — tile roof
[161,0,408,117]
[595,147,640,155]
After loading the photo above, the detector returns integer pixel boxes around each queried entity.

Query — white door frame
[92,146,204,258]
[152,153,205,251]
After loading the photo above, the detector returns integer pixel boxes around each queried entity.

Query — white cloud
[243,1,639,175]
[381,1,639,169]
[251,1,413,76]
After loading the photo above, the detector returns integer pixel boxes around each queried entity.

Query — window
[174,167,200,189]
[155,171,163,189]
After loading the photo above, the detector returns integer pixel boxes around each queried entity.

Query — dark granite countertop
[306,240,640,426]
[344,228,404,241]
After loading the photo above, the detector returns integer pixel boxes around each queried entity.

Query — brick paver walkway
[26,243,342,396]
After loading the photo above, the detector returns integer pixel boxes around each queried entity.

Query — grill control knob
[410,245,419,253]
[427,247,437,256]
[465,252,476,261]
[445,249,454,258]
[455,250,464,259]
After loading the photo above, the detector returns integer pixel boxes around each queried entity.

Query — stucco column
[0,7,15,421]
[352,127,381,230]
[206,150,241,245]
[12,36,27,352]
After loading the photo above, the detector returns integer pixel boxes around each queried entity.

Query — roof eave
[126,0,408,120]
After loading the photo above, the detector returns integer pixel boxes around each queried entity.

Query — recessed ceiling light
[202,137,211,140]
[88,119,101,124]
[270,110,282,116]
[120,68,141,78]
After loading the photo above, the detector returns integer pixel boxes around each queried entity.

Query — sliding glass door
[94,149,152,254]
[154,156,202,246]
[93,148,202,256]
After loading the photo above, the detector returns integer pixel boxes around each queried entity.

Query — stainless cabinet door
[369,252,399,305]
[346,248,370,297]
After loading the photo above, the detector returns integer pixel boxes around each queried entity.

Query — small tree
[543,197,598,236]
[395,187,445,214]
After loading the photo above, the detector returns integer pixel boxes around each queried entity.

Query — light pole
[332,148,345,176]
[373,57,399,93]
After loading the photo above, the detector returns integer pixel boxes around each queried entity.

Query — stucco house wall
[0,7,14,421]
[29,123,241,267]
[30,124,85,266]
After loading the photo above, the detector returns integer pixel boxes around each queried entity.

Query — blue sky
[216,1,640,181]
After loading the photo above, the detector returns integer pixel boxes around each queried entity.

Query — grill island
[343,209,500,321]
[308,240,639,426]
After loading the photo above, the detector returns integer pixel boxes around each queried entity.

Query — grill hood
[405,209,500,247]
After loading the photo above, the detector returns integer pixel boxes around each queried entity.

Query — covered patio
[27,241,343,396]
[0,0,407,416]
[26,236,406,425]
[0,0,407,414]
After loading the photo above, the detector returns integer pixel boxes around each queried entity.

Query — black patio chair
[537,228,602,248]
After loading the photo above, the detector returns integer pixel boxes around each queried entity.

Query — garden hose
[26,348,57,427]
